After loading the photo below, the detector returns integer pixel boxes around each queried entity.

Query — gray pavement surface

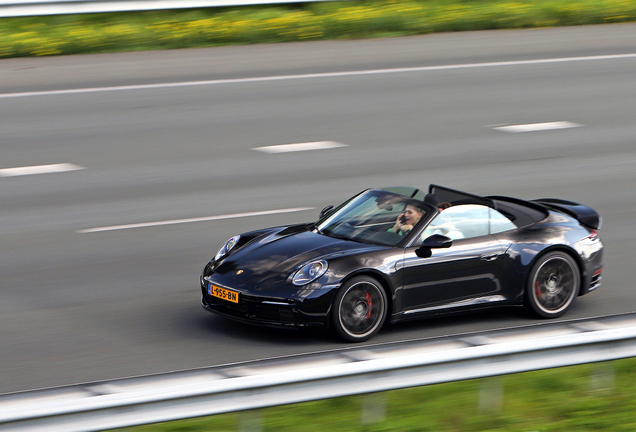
[1,24,635,394]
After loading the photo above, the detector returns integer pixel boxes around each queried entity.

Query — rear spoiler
[532,198,602,230]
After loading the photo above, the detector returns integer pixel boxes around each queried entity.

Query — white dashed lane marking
[253,141,348,154]
[0,163,85,177]
[77,207,315,233]
[492,121,583,133]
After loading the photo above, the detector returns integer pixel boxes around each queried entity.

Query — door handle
[480,253,499,261]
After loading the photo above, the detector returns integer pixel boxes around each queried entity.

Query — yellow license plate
[209,284,239,303]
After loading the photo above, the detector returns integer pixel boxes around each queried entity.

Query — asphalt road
[1,24,635,394]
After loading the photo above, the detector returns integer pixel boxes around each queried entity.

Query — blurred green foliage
[114,358,636,432]
[1,0,636,58]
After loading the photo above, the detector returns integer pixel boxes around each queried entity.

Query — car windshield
[316,190,431,246]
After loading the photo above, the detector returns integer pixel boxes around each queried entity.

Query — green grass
[113,358,636,431]
[2,0,636,58]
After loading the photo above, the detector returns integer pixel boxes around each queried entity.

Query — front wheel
[526,251,580,318]
[332,276,387,342]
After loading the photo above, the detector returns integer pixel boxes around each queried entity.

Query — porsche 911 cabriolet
[200,185,603,342]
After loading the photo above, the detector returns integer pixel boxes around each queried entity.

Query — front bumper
[200,275,338,329]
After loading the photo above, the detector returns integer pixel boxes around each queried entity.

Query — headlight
[214,235,241,261]
[292,260,328,286]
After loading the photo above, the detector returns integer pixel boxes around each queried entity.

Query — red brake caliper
[535,281,542,298]
[365,292,372,319]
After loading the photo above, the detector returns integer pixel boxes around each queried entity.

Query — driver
[389,204,423,236]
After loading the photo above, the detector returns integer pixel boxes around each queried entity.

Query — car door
[398,205,507,314]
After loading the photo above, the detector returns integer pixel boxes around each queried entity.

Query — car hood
[212,225,379,288]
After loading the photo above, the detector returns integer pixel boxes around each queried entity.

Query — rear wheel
[332,276,387,342]
[526,251,580,318]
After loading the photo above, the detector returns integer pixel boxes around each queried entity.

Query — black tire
[332,276,388,342]
[526,251,580,318]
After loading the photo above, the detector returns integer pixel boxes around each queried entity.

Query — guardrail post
[589,361,615,392]
[238,409,263,432]
[478,377,503,414]
[361,392,387,424]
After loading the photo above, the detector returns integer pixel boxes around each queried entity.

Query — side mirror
[415,234,452,258]
[420,234,453,249]
[319,205,334,219]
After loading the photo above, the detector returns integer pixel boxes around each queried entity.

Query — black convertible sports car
[200,185,603,342]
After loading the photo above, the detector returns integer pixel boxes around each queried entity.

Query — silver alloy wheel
[528,252,580,317]
[334,277,387,342]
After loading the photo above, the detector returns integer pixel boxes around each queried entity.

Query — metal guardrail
[0,0,326,18]
[2,313,636,431]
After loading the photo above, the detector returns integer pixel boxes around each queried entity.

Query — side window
[420,205,489,243]
[490,208,516,234]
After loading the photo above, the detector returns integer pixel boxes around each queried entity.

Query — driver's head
[403,204,423,225]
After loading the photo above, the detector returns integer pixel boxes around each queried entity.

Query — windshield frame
[315,189,436,247]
